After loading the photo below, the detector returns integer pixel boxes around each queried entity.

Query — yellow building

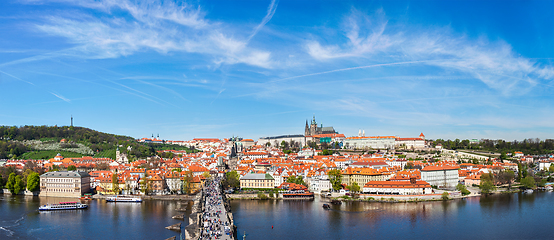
[240,173,275,189]
[341,167,391,186]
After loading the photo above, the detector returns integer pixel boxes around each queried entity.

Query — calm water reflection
[0,195,191,240]
[231,192,554,240]
[2,192,552,239]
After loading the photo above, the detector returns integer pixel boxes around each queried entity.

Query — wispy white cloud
[0,70,35,85]
[305,9,554,95]
[29,0,273,68]
[247,0,279,42]
[49,92,71,102]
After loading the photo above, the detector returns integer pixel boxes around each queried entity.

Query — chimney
[410,177,416,184]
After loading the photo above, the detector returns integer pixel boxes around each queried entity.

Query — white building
[308,177,331,194]
[395,134,426,149]
[385,159,407,169]
[362,179,432,195]
[539,160,554,171]
[344,136,396,150]
[421,166,459,189]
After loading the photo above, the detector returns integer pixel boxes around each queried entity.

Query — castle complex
[304,116,336,136]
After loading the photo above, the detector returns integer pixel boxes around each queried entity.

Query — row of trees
[432,138,554,155]
[1,166,41,194]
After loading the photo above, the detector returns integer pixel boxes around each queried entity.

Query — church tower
[305,120,310,136]
[310,115,317,136]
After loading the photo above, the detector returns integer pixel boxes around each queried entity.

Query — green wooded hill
[0,125,196,160]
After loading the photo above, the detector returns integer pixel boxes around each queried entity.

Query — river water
[0,196,191,239]
[1,192,553,239]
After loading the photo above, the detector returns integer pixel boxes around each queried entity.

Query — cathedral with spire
[304,115,337,136]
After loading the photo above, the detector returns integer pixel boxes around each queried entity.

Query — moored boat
[39,202,88,211]
[323,204,331,210]
[524,189,534,194]
[106,195,142,202]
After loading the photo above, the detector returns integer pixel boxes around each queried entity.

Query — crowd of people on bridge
[201,177,231,240]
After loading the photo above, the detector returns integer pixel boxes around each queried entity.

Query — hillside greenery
[0,125,197,160]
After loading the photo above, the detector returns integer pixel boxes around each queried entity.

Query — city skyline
[0,0,553,141]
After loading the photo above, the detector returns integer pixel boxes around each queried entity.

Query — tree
[112,172,119,194]
[328,169,342,191]
[14,175,23,194]
[140,172,150,195]
[67,165,77,171]
[500,151,508,160]
[348,182,360,194]
[287,175,306,186]
[202,171,211,179]
[223,170,240,189]
[495,170,515,190]
[549,165,554,173]
[182,171,194,194]
[479,177,496,195]
[441,192,450,200]
[520,176,536,189]
[27,172,40,192]
[5,173,16,193]
[456,184,470,196]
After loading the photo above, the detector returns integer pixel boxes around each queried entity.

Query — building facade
[344,136,396,150]
[362,179,432,195]
[341,167,392,187]
[39,171,91,197]
[240,173,275,189]
[421,166,459,189]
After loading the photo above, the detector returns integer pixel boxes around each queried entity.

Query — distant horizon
[1,1,552,141]
[1,123,551,143]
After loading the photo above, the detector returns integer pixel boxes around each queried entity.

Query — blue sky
[0,0,553,141]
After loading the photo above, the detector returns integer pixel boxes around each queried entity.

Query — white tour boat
[39,202,88,211]
[106,195,143,203]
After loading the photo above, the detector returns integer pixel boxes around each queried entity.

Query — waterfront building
[308,176,331,193]
[464,174,481,187]
[164,171,182,194]
[278,182,314,199]
[240,173,275,189]
[150,174,167,194]
[39,171,91,198]
[341,167,391,187]
[362,178,432,195]
[421,165,459,189]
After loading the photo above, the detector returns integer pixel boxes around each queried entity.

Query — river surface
[0,196,191,239]
[1,192,553,239]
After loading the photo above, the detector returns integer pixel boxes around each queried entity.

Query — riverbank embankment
[92,194,196,201]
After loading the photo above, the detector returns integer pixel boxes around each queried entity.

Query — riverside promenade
[185,177,235,240]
